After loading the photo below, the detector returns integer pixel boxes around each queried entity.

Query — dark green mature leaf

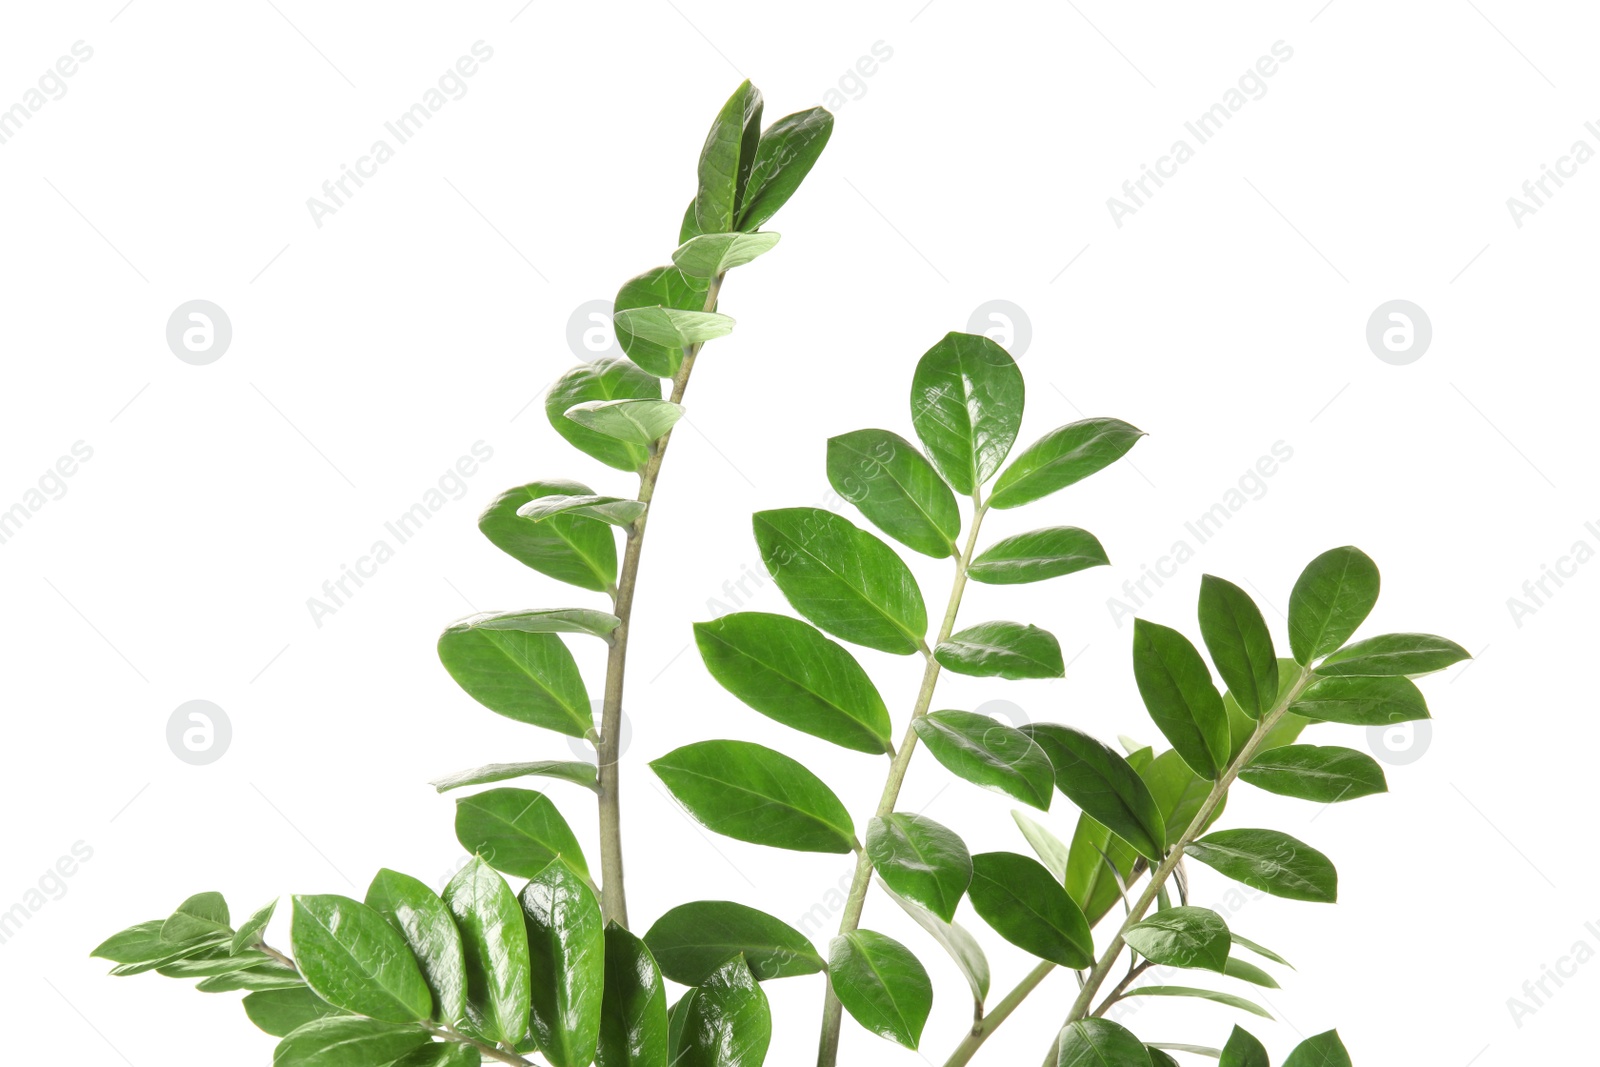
[1139,749,1225,844]
[478,481,616,593]
[969,527,1109,585]
[1284,1030,1352,1067]
[737,106,834,231]
[643,900,822,985]
[990,418,1145,510]
[1011,810,1071,881]
[1055,1018,1152,1066]
[1198,576,1279,719]
[610,308,734,350]
[1220,1025,1271,1067]
[694,612,893,754]
[879,882,990,1005]
[753,508,927,654]
[365,870,466,1026]
[909,332,1025,494]
[1064,813,1141,926]
[673,232,782,279]
[1287,547,1380,665]
[1317,633,1471,677]
[695,80,762,235]
[437,621,591,739]
[454,788,589,879]
[650,740,856,853]
[1290,674,1429,726]
[1224,958,1279,988]
[290,896,432,1024]
[443,858,530,1049]
[1119,986,1271,1018]
[546,358,662,473]
[1024,724,1165,862]
[936,621,1064,680]
[827,429,960,558]
[613,265,704,377]
[1132,619,1230,780]
[597,923,669,1067]
[1123,907,1230,973]
[162,892,230,942]
[912,710,1055,810]
[1186,829,1337,903]
[521,861,604,1067]
[671,957,770,1067]
[967,852,1093,968]
[866,813,972,922]
[1240,745,1387,803]
[1147,1050,1182,1067]
[393,1045,481,1067]
[564,400,685,447]
[243,987,345,1037]
[829,930,932,1049]
[270,1017,428,1067]
[431,761,599,794]
[518,493,646,528]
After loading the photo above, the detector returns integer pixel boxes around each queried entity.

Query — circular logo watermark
[167,700,232,765]
[976,698,1030,731]
[1367,719,1431,766]
[1365,300,1431,365]
[568,701,631,766]
[967,300,1032,359]
[567,300,617,363]
[166,300,233,365]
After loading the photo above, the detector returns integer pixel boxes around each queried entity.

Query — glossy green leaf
[991,418,1145,510]
[967,852,1093,968]
[517,493,646,528]
[443,858,531,1049]
[1220,1025,1271,1067]
[1240,745,1387,803]
[196,963,302,992]
[650,740,855,853]
[1232,933,1293,969]
[1224,958,1279,988]
[1123,907,1230,973]
[270,1018,429,1067]
[1198,575,1279,719]
[365,869,467,1025]
[1132,619,1231,780]
[613,265,704,377]
[673,232,782,279]
[1118,985,1271,1018]
[454,788,589,879]
[866,813,972,923]
[936,621,1064,680]
[1147,1050,1182,1067]
[643,900,821,985]
[1290,674,1429,726]
[1287,547,1380,665]
[163,892,230,942]
[1023,723,1165,862]
[909,332,1024,494]
[521,860,604,1067]
[753,508,927,654]
[737,106,834,231]
[290,895,432,1023]
[243,987,345,1038]
[829,930,932,1049]
[437,623,591,739]
[1317,632,1471,676]
[563,400,685,448]
[231,898,278,953]
[392,1045,481,1067]
[694,80,762,235]
[827,428,960,558]
[1139,749,1225,844]
[1186,829,1337,903]
[1011,810,1071,881]
[1064,814,1141,926]
[596,922,668,1067]
[448,608,619,640]
[671,956,770,1067]
[432,761,598,794]
[1284,1030,1352,1067]
[478,481,616,593]
[1055,1018,1152,1066]
[694,612,892,754]
[610,307,734,351]
[879,882,990,1005]
[969,527,1109,585]
[546,358,662,473]
[912,710,1055,810]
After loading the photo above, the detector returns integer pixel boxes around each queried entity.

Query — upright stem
[815,495,989,1067]
[595,273,725,928]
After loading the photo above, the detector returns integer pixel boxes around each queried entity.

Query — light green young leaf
[1011,810,1071,882]
[431,761,599,794]
[672,232,781,279]
[516,493,646,528]
[546,358,662,473]
[563,400,685,447]
[609,307,734,350]
[612,265,704,377]
[1116,985,1271,1018]
[447,608,620,640]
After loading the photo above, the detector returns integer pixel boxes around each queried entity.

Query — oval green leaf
[521,861,604,1067]
[1122,907,1230,973]
[478,481,616,593]
[270,1018,429,1067]
[612,265,704,377]
[610,307,734,350]
[650,740,855,853]
[672,232,781,279]
[1316,632,1471,677]
[365,869,467,1025]
[969,527,1110,585]
[290,895,432,1023]
[1185,829,1337,903]
[737,106,834,231]
[437,624,591,739]
[546,358,661,473]
[912,710,1055,810]
[967,852,1093,968]
[866,813,972,923]
[642,900,822,985]
[828,930,932,1049]
[694,80,762,235]
[454,788,589,879]
[1220,1025,1271,1067]
[596,922,669,1067]
[1240,744,1387,803]
[827,428,960,558]
[443,858,531,1049]
[671,956,770,1067]
[1198,575,1279,719]
[909,332,1024,494]
[1131,619,1230,780]
[1023,723,1165,862]
[243,987,346,1038]
[1290,674,1429,726]
[563,400,685,447]
[990,417,1145,510]
[1284,1030,1352,1067]
[935,621,1064,680]
[1055,1018,1152,1067]
[1287,546,1380,665]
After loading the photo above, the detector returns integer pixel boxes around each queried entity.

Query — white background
[1,1,1593,1063]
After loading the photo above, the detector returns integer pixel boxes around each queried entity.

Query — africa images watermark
[1504,520,1600,628]
[1505,918,1600,1029]
[1107,40,1295,228]
[0,841,94,947]
[0,441,95,547]
[1505,120,1600,229]
[0,41,94,148]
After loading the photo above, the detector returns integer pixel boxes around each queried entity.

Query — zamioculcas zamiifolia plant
[94,82,1469,1067]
